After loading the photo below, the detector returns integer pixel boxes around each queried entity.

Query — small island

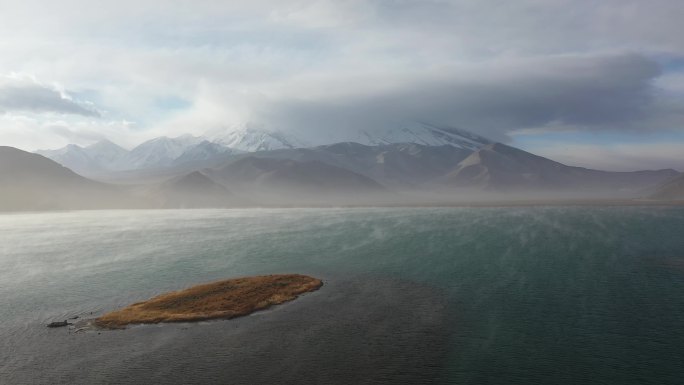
[94,274,323,329]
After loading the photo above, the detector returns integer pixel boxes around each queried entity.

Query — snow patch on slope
[210,125,309,152]
[356,122,492,151]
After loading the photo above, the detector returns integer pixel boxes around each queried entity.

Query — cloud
[0,76,100,117]
[0,0,683,154]
[206,53,669,143]
[0,113,140,151]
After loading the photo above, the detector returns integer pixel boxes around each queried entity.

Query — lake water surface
[1,207,684,384]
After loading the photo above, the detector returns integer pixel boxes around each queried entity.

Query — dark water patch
[653,256,684,273]
[2,276,453,385]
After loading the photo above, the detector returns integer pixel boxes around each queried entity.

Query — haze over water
[2,207,684,384]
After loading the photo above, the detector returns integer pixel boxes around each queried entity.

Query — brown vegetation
[95,274,323,329]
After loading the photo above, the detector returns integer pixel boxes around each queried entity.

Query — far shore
[3,198,684,214]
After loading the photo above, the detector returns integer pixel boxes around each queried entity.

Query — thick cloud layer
[0,77,99,117]
[0,0,683,169]
[246,53,668,143]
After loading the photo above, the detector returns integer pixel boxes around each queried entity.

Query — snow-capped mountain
[36,135,238,175]
[126,135,205,169]
[37,140,129,175]
[81,139,130,166]
[354,122,492,151]
[209,126,309,152]
[36,123,493,176]
[173,140,243,165]
[208,122,491,152]
[37,144,89,166]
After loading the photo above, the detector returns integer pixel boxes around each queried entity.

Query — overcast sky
[1,0,683,170]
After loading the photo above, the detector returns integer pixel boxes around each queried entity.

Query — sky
[0,0,683,171]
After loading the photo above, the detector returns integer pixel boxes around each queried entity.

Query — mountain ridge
[34,123,493,176]
[444,143,679,194]
[154,170,246,208]
[650,173,684,200]
[3,141,683,211]
[0,146,131,210]
[206,156,388,204]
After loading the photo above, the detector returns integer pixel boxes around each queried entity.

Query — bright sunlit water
[1,207,684,384]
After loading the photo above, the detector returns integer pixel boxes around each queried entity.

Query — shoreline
[3,199,684,214]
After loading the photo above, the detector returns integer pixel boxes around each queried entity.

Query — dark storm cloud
[254,53,669,142]
[0,82,100,117]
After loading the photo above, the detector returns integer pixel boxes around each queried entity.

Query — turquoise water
[1,207,684,384]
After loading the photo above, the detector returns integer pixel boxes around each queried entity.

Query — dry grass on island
[94,274,323,329]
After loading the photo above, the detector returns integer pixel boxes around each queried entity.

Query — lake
[1,207,684,384]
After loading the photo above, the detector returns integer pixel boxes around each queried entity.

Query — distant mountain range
[206,156,387,205]
[36,135,242,175]
[153,171,246,209]
[352,122,492,150]
[210,126,309,152]
[443,143,678,194]
[218,142,474,190]
[2,124,680,211]
[35,123,492,177]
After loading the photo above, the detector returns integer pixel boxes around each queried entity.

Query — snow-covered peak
[36,141,122,175]
[84,139,128,163]
[210,126,308,152]
[355,122,492,151]
[34,123,491,175]
[127,135,205,168]
[136,135,203,154]
[173,140,242,164]
[86,138,122,150]
[36,144,90,164]
[209,121,490,152]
